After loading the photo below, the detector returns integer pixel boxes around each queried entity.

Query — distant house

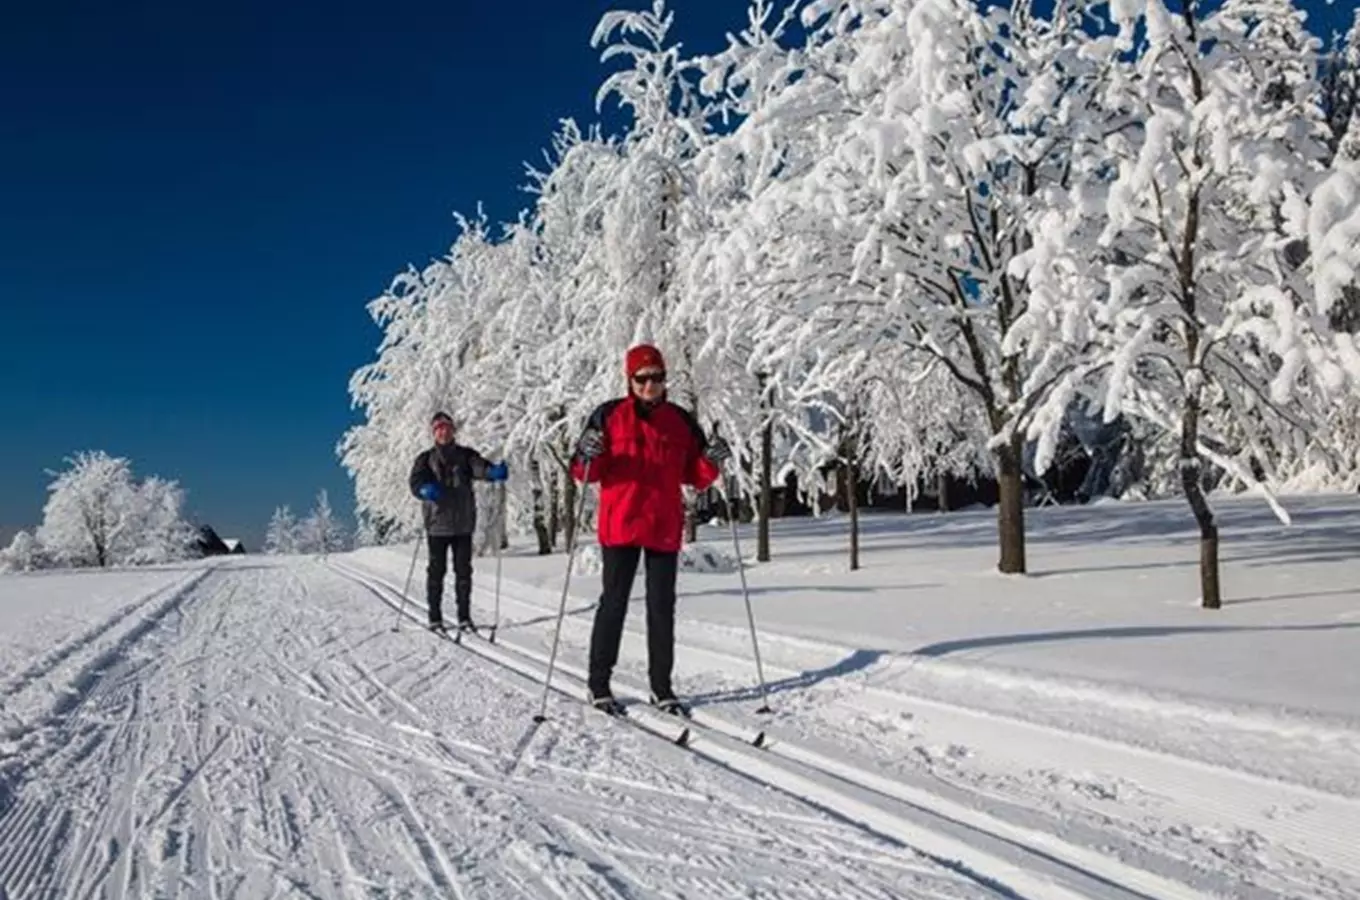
[196,525,230,556]
[195,526,246,556]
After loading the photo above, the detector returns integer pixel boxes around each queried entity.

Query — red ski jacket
[570,398,721,553]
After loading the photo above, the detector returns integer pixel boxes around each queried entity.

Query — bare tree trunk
[937,471,950,512]
[848,459,860,572]
[1181,378,1221,609]
[1174,14,1221,609]
[85,504,110,568]
[531,458,551,555]
[843,416,862,571]
[996,436,1027,574]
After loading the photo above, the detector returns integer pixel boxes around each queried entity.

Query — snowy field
[2,496,1359,899]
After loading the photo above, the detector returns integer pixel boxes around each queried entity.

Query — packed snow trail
[341,549,1360,900]
[1,559,995,900]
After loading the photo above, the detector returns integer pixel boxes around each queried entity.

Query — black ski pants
[588,545,679,701]
[427,534,473,624]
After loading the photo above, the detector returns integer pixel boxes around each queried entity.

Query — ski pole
[714,425,773,715]
[489,480,506,644]
[396,524,423,633]
[534,459,592,723]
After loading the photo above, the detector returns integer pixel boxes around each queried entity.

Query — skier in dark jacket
[409,411,508,633]
[570,344,730,716]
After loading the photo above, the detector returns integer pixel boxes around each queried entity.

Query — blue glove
[417,482,441,502]
[487,461,509,482]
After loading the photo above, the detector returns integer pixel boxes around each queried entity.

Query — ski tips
[755,705,774,715]
[675,728,691,747]
[752,731,767,748]
[532,714,549,724]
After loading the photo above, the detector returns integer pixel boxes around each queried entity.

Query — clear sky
[0,0,1350,549]
[0,0,748,548]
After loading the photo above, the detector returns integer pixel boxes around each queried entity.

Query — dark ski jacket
[569,397,720,553]
[409,443,493,537]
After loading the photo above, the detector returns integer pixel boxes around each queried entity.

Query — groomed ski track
[358,551,1360,900]
[330,557,1219,900]
[5,554,1352,898]
[0,559,1008,899]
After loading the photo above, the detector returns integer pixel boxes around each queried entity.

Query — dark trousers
[427,534,473,624]
[588,545,679,700]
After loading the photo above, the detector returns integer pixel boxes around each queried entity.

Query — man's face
[432,419,454,445]
[631,367,666,403]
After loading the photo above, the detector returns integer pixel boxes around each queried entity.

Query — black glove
[706,434,732,465]
[576,428,605,461]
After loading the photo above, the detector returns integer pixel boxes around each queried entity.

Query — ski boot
[589,693,627,717]
[650,694,692,718]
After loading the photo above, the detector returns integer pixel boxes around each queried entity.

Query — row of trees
[0,451,198,572]
[340,0,1360,608]
[0,454,358,573]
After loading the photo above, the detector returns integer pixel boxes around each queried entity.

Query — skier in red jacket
[570,344,730,716]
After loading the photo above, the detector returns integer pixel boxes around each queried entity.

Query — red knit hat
[625,344,665,377]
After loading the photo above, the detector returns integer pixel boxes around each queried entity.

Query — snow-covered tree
[1018,0,1355,607]
[354,515,381,548]
[588,0,711,366]
[264,505,300,554]
[36,451,142,568]
[1323,11,1360,164]
[126,476,197,565]
[31,451,194,568]
[336,0,1354,593]
[702,0,1115,572]
[0,531,49,573]
[342,213,499,534]
[342,3,726,551]
[300,490,347,557]
[681,0,823,559]
[1310,153,1360,345]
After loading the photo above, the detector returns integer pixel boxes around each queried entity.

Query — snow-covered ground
[3,495,1358,898]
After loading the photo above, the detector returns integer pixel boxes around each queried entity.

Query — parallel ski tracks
[469,563,1360,892]
[329,558,1213,900]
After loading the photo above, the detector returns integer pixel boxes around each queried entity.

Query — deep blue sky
[0,0,1350,549]
[0,0,750,548]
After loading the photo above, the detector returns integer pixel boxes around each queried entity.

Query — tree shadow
[681,582,939,600]
[1028,559,1196,578]
[911,622,1360,658]
[1031,537,1360,578]
[688,647,885,708]
[1224,587,1360,606]
[710,498,1360,561]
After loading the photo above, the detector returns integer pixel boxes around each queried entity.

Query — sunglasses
[632,371,667,385]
